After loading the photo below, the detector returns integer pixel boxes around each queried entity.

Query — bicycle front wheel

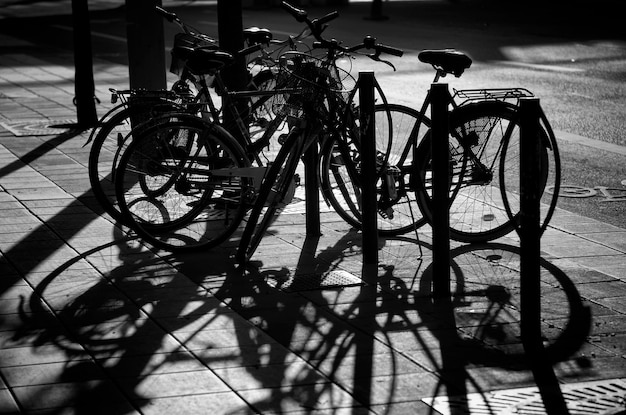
[116,116,250,251]
[415,101,559,243]
[320,103,429,235]
[236,129,305,264]
[88,98,181,223]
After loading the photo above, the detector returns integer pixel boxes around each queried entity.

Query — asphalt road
[1,0,625,228]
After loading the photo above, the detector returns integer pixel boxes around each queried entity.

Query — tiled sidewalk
[1,30,626,415]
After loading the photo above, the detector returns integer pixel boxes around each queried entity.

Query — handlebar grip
[315,10,339,25]
[155,6,176,23]
[281,1,308,22]
[377,44,404,57]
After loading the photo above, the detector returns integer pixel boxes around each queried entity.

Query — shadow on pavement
[7,220,596,412]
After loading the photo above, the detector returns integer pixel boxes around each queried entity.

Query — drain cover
[423,378,626,414]
[265,270,364,292]
[0,119,76,136]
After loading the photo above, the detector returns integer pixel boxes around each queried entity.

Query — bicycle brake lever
[369,53,397,71]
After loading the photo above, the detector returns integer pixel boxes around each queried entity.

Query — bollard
[303,143,321,236]
[71,0,98,128]
[519,98,542,353]
[430,83,451,297]
[366,0,389,21]
[126,0,167,91]
[356,71,378,409]
[519,98,569,414]
[359,71,379,281]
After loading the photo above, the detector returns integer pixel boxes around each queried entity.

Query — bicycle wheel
[88,98,180,223]
[116,115,251,251]
[501,106,561,235]
[320,103,429,235]
[236,128,305,263]
[415,101,559,243]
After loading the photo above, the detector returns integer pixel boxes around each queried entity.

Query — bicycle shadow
[409,241,593,412]
[8,223,253,413]
[205,229,594,414]
[7,221,594,414]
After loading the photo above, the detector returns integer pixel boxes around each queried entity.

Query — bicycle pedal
[378,207,394,220]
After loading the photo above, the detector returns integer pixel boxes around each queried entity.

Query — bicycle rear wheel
[116,116,250,251]
[236,128,305,263]
[320,103,429,235]
[415,101,559,243]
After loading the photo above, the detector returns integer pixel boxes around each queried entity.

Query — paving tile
[11,380,134,413]
[0,360,107,388]
[238,382,362,413]
[117,369,232,399]
[542,237,623,258]
[96,350,208,379]
[580,231,626,253]
[135,391,251,415]
[0,344,88,368]
[0,388,20,414]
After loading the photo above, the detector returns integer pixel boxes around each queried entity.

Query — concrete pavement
[0,1,625,414]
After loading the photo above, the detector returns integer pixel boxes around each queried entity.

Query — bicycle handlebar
[281,1,403,62]
[156,6,178,24]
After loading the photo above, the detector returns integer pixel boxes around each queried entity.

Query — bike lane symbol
[546,181,626,203]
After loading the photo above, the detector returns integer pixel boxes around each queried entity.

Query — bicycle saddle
[243,27,273,45]
[184,47,234,75]
[418,49,472,77]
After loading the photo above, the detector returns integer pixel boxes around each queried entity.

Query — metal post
[356,71,377,410]
[430,83,451,297]
[126,0,166,91]
[217,0,249,143]
[519,98,569,414]
[71,0,98,128]
[366,0,389,21]
[304,144,321,236]
[359,71,379,276]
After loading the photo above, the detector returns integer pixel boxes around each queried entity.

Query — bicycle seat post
[433,69,444,83]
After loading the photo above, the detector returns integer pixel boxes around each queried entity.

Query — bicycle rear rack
[453,87,534,106]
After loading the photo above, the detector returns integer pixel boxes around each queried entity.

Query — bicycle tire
[115,115,251,252]
[88,98,180,223]
[501,105,561,236]
[236,128,305,263]
[320,103,429,235]
[414,101,559,243]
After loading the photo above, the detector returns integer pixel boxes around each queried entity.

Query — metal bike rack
[71,0,98,128]
[430,83,452,297]
[358,71,379,282]
[303,142,321,236]
[518,98,570,413]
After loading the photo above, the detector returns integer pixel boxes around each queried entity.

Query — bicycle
[87,5,315,224]
[235,19,406,262]
[116,4,402,255]
[324,49,561,242]
[112,3,405,253]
